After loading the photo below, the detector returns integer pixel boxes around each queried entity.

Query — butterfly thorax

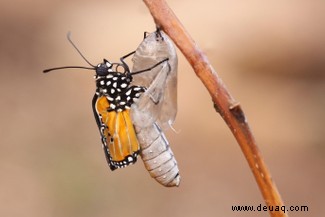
[94,71,145,112]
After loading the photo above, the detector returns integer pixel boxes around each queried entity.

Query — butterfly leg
[130,58,169,76]
[119,51,136,73]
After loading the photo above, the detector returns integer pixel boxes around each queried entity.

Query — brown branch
[143,1,288,217]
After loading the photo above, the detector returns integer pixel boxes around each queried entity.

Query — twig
[142,0,288,216]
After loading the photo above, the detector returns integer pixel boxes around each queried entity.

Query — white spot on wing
[110,104,116,109]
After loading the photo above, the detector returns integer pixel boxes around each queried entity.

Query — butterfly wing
[131,30,178,129]
[93,95,140,170]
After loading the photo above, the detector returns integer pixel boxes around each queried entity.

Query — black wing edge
[92,94,117,171]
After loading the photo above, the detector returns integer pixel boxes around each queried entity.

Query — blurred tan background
[1,0,324,216]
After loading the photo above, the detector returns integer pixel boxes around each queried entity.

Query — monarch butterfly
[43,32,169,171]
[131,30,180,187]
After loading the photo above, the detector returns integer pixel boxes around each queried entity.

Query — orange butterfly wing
[93,95,140,170]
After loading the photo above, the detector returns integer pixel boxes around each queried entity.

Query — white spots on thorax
[125,89,132,96]
[107,96,113,101]
[121,83,127,88]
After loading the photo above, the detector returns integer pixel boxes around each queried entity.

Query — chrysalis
[131,30,180,187]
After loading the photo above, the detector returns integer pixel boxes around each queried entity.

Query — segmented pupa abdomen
[135,123,180,187]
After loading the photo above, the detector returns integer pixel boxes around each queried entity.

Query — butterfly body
[92,59,145,170]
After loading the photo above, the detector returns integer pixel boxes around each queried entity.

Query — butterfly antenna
[43,66,94,73]
[67,32,95,67]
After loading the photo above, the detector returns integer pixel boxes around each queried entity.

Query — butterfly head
[95,59,114,76]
